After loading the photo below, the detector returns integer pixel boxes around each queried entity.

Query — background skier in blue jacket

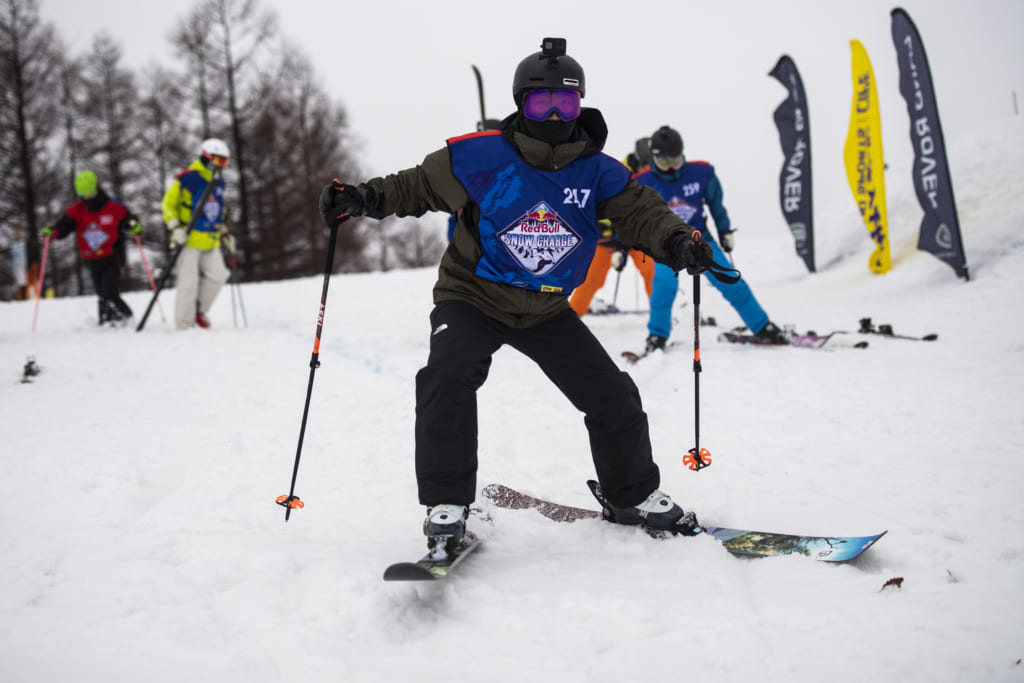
[634,125,786,353]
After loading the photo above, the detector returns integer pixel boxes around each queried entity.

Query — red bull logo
[666,196,699,224]
[520,206,563,233]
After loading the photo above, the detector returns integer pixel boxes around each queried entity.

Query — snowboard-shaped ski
[383,533,482,581]
[481,483,885,563]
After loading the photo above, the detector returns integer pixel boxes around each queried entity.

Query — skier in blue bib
[319,39,712,556]
[635,126,786,353]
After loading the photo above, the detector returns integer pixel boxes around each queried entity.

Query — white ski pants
[174,246,230,329]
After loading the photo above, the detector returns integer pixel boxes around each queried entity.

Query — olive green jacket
[365,109,694,328]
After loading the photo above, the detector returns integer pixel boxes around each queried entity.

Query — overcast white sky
[43,0,1024,239]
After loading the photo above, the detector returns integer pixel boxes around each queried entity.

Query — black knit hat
[650,126,683,158]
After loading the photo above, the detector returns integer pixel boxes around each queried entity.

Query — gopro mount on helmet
[512,37,585,103]
[541,37,566,60]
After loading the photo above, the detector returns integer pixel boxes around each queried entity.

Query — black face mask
[517,113,577,146]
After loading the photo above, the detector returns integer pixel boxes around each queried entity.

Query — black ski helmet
[650,126,683,159]
[512,37,585,105]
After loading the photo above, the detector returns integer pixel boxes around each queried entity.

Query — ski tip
[383,563,439,582]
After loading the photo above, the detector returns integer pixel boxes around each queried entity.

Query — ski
[857,317,938,341]
[718,328,869,350]
[383,532,482,581]
[481,483,886,563]
[621,318,717,363]
[621,341,681,364]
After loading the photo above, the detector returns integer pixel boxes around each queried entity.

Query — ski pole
[31,235,51,333]
[134,234,166,322]
[230,264,237,328]
[472,65,487,130]
[225,247,247,328]
[136,166,222,332]
[683,231,712,472]
[277,222,342,521]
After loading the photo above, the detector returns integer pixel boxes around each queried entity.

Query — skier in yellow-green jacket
[161,138,236,329]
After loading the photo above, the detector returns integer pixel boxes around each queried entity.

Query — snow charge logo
[498,202,581,276]
[82,223,109,252]
[666,197,699,224]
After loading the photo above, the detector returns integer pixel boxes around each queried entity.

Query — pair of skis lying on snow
[383,481,887,581]
[622,318,938,362]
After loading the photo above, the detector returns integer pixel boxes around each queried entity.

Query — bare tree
[77,33,140,201]
[201,0,276,264]
[241,45,367,279]
[386,217,446,269]
[0,0,63,258]
[52,53,86,294]
[169,8,218,138]
[136,64,190,264]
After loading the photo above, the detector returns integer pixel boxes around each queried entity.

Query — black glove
[665,230,713,275]
[318,181,376,229]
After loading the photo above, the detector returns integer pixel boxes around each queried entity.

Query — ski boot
[587,480,702,538]
[752,321,789,345]
[644,334,667,354]
[423,504,468,559]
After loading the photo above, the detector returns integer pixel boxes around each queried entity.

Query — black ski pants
[415,300,660,509]
[88,255,132,323]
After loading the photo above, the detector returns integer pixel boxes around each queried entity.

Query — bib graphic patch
[82,223,109,252]
[666,196,699,224]
[497,202,581,276]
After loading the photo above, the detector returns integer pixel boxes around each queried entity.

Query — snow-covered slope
[2,119,1022,682]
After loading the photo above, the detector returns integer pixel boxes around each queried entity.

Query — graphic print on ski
[481,483,886,562]
[383,532,482,581]
[718,327,869,349]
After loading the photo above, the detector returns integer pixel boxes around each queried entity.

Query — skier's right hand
[319,181,376,229]
[42,225,54,237]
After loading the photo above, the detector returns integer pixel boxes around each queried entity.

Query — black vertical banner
[891,7,969,280]
[769,55,815,273]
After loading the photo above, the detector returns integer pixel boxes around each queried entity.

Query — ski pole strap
[704,255,741,285]
[687,229,741,285]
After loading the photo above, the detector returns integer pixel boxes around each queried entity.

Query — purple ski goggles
[522,88,581,122]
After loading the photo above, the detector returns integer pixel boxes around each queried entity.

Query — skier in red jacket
[43,170,142,326]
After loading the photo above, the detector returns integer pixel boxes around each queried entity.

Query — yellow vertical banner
[844,40,890,274]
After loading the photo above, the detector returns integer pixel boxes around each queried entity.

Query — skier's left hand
[611,248,628,272]
[665,230,713,275]
[222,233,236,254]
[720,230,735,253]
[129,219,143,236]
